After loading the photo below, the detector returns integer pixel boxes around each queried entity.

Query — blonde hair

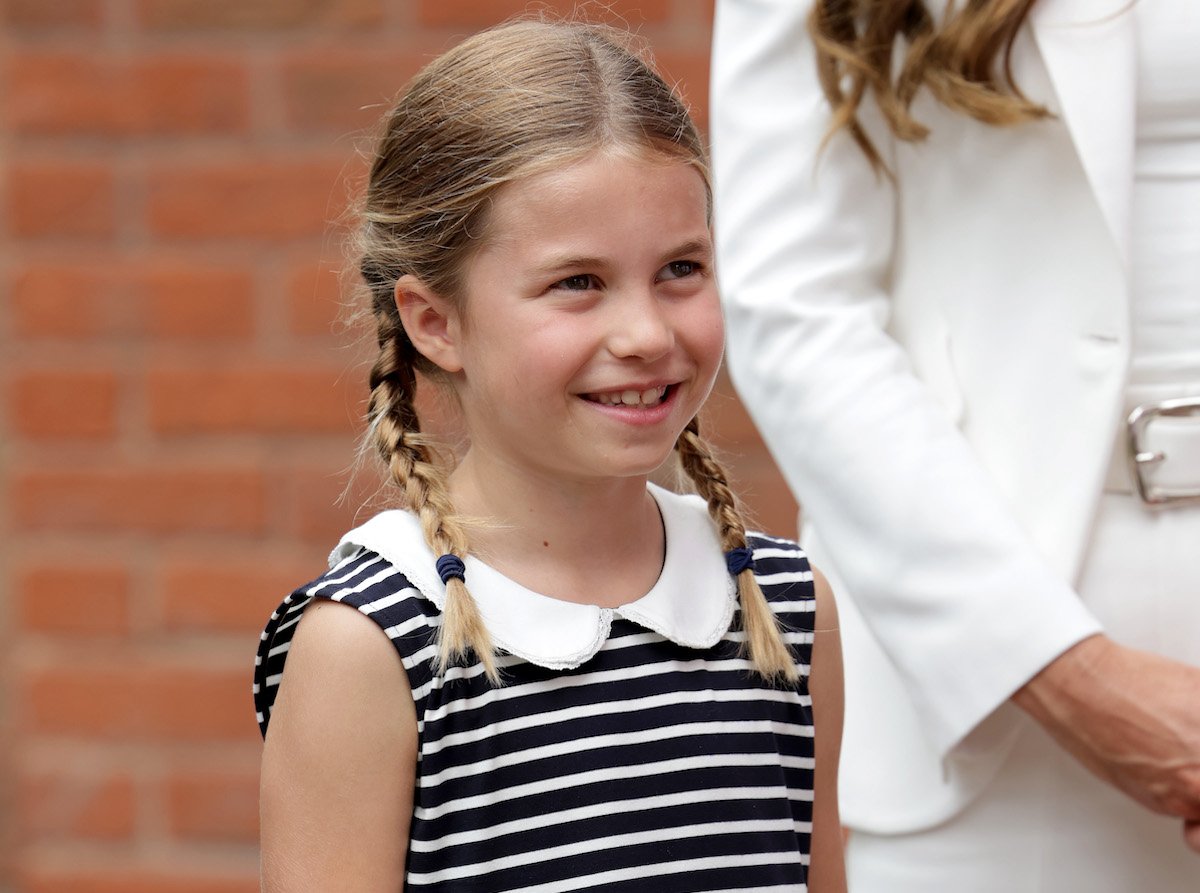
[356,19,796,684]
[810,0,1047,168]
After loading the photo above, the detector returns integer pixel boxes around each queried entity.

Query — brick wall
[0,1,797,890]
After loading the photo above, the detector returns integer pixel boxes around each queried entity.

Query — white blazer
[711,0,1135,832]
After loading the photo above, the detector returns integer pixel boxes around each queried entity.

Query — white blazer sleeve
[710,0,1102,757]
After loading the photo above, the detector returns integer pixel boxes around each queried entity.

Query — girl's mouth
[582,385,671,407]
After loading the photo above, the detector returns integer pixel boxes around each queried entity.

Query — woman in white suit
[710,0,1200,889]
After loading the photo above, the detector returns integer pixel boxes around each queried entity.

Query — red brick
[146,157,352,241]
[5,51,248,138]
[416,0,671,27]
[695,373,798,535]
[652,48,711,130]
[9,369,119,440]
[134,56,250,136]
[704,369,769,447]
[10,260,254,341]
[2,0,104,29]
[142,265,256,338]
[161,556,320,632]
[146,363,359,435]
[16,565,131,636]
[283,464,373,546]
[20,769,136,840]
[7,160,116,239]
[680,0,717,27]
[166,769,258,841]
[721,457,800,540]
[12,467,266,534]
[280,47,427,134]
[22,663,254,741]
[10,263,137,339]
[287,258,347,336]
[137,0,382,30]
[21,868,258,893]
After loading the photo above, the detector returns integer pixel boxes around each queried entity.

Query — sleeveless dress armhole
[749,532,818,690]
[252,548,440,739]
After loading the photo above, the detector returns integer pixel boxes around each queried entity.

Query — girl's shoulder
[746,531,819,640]
[746,531,814,595]
[746,530,809,565]
[253,542,440,739]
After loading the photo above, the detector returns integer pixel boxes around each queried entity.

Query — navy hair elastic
[725,547,755,576]
[436,553,466,585]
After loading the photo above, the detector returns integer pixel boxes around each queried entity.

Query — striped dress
[254,486,818,892]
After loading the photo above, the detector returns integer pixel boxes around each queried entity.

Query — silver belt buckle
[1126,397,1200,507]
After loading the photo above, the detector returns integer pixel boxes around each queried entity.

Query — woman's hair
[810,0,1047,168]
[355,19,797,684]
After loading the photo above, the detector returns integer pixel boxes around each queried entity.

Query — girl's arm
[260,599,418,891]
[807,567,846,893]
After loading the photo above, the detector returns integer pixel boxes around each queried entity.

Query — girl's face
[445,150,724,489]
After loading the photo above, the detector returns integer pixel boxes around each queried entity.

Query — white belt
[1105,397,1200,507]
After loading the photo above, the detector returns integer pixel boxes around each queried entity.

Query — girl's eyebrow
[532,254,606,275]
[533,237,713,276]
[661,237,713,263]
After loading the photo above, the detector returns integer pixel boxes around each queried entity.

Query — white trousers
[846,492,1200,892]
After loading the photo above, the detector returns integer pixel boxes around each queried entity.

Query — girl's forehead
[460,177,711,298]
[544,147,700,186]
[486,152,708,235]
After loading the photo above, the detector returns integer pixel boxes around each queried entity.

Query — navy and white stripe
[254,534,817,892]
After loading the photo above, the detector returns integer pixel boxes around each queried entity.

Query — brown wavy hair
[810,0,1048,168]
[354,19,798,684]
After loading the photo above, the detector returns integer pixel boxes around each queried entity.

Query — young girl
[254,19,845,893]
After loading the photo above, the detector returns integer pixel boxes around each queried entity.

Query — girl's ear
[394,275,464,373]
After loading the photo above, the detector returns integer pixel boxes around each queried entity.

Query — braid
[675,417,798,683]
[367,305,500,684]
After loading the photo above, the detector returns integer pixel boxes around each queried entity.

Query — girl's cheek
[697,302,727,363]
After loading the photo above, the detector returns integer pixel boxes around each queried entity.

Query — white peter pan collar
[328,483,736,670]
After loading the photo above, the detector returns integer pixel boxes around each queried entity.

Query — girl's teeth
[594,387,666,406]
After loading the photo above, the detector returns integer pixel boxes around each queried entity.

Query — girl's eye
[659,260,702,281]
[553,274,597,291]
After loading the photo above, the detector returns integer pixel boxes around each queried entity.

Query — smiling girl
[254,19,845,893]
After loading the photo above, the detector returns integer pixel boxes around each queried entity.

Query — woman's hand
[1013,634,1200,853]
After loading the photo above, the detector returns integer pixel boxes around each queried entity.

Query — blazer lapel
[1029,0,1136,267]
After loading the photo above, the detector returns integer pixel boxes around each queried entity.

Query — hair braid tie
[436,554,466,584]
[725,547,755,576]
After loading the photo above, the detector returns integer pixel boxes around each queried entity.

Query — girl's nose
[606,291,674,361]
